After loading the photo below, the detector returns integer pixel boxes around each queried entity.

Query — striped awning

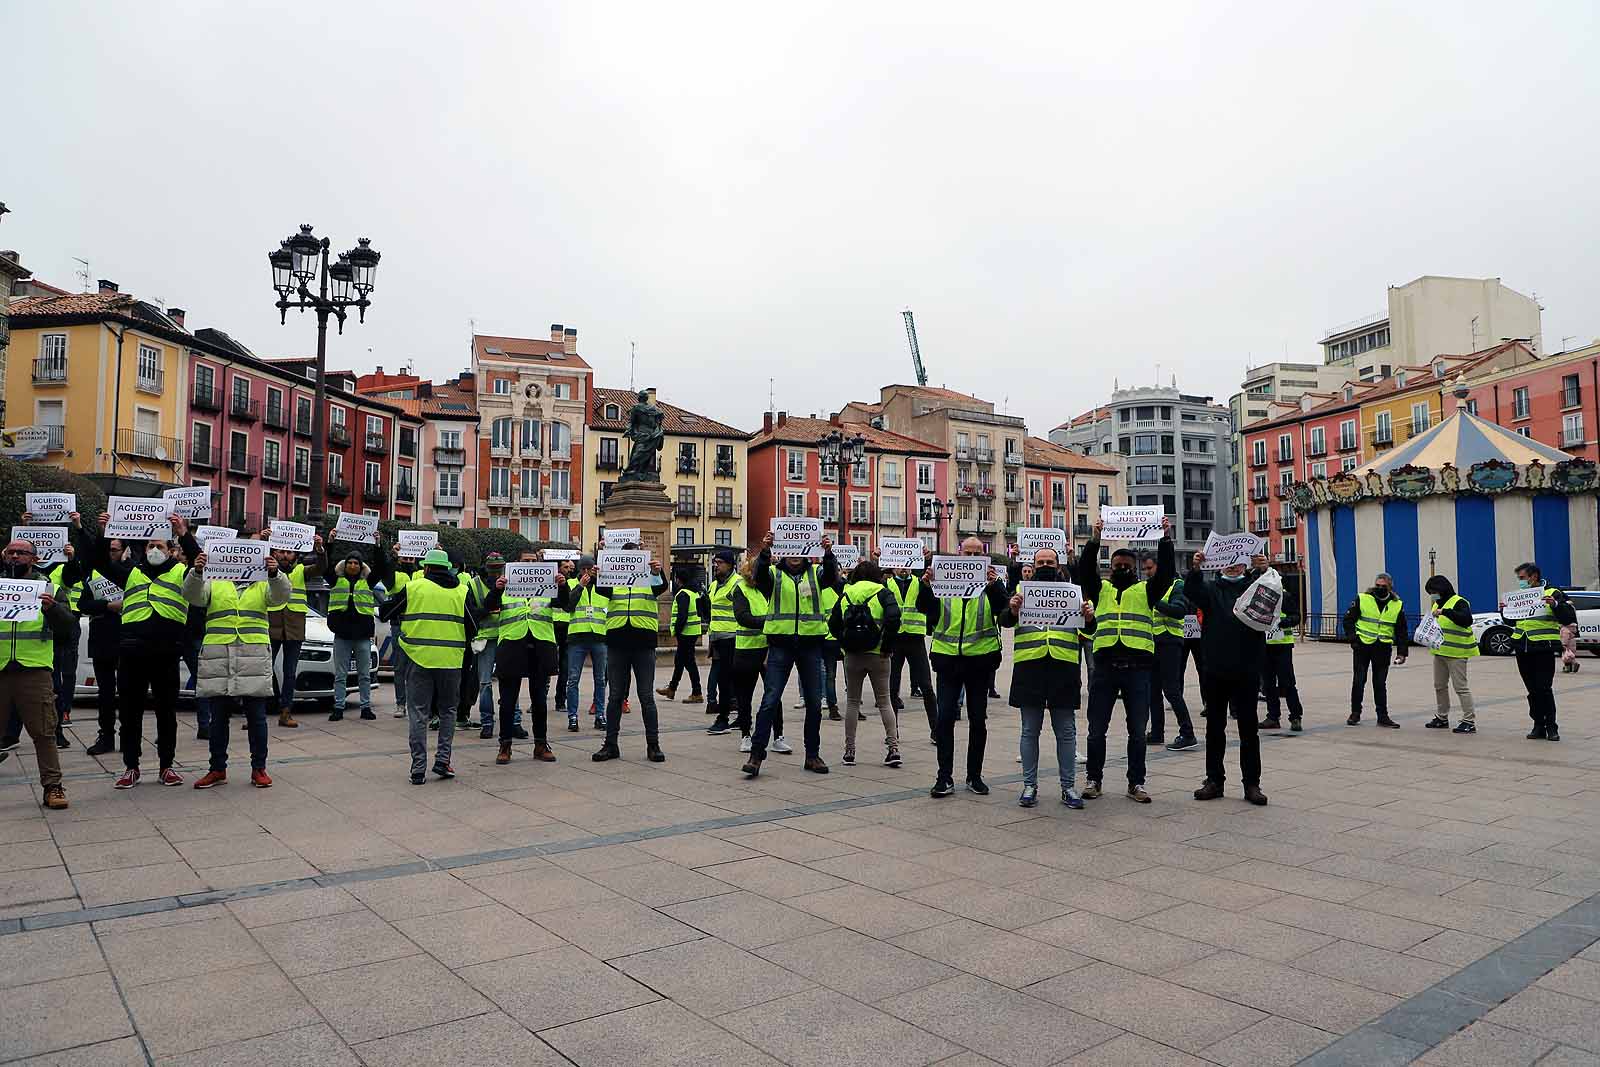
[1354,406,1572,476]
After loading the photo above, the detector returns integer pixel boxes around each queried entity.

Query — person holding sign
[657,573,708,703]
[1184,547,1272,805]
[1143,555,1196,750]
[0,536,74,809]
[1001,545,1093,809]
[1418,575,1478,734]
[703,550,741,729]
[562,556,610,732]
[256,527,328,729]
[728,558,782,755]
[590,541,669,764]
[14,510,86,747]
[325,554,383,722]
[1342,572,1409,728]
[92,510,201,788]
[182,548,291,788]
[485,552,562,765]
[464,553,509,732]
[1076,517,1176,804]
[928,537,1012,798]
[887,558,940,745]
[78,536,132,756]
[1503,563,1576,741]
[741,531,840,777]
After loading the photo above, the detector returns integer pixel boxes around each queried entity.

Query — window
[1309,427,1325,455]
[1466,399,1479,416]
[38,333,67,375]
[492,378,511,395]
[521,417,542,453]
[1563,413,1585,446]
[1339,419,1356,450]
[263,492,279,524]
[716,486,734,514]
[1254,505,1268,530]
[329,452,344,482]
[716,444,735,473]
[677,528,695,546]
[490,514,510,529]
[437,470,461,496]
[1277,433,1293,461]
[1341,457,1358,472]
[1251,439,1266,465]
[1280,469,1293,488]
[296,395,312,428]
[956,432,969,452]
[1098,485,1110,505]
[192,421,212,460]
[397,465,413,495]
[553,383,570,399]
[264,439,281,472]
[851,457,869,486]
[1311,462,1327,479]
[137,344,162,386]
[549,516,569,543]
[398,424,416,455]
[232,376,251,406]
[597,437,621,469]
[786,449,806,482]
[520,467,539,499]
[1517,426,1532,438]
[294,446,310,482]
[1410,401,1430,435]
[881,458,900,485]
[549,422,570,454]
[1134,434,1159,455]
[1281,536,1297,562]
[228,486,247,525]
[549,469,570,501]
[1513,387,1531,420]
[491,417,514,450]
[677,485,696,509]
[1563,375,1582,409]
[852,533,868,552]
[818,496,837,523]
[195,363,214,395]
[851,497,869,524]
[489,467,511,498]
[917,462,934,490]
[366,415,383,436]
[785,491,806,517]
[439,429,462,449]
[1375,411,1392,443]
[605,403,621,420]
[293,496,308,515]
[1252,473,1267,497]
[365,460,381,491]
[714,529,732,547]
[880,496,902,524]
[1134,465,1159,485]
[229,430,249,465]
[330,406,346,431]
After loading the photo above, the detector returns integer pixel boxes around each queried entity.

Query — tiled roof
[751,415,948,457]
[8,291,138,317]
[1023,435,1119,474]
[473,333,592,370]
[589,387,748,439]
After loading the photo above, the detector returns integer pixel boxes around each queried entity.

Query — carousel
[1292,385,1600,629]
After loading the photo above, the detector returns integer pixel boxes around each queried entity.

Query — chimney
[777,410,787,427]
[97,279,119,293]
[375,364,384,375]
[563,327,578,355]
[550,323,564,343]
[168,308,185,328]
[829,413,841,427]
[763,412,773,433]
[645,387,657,404]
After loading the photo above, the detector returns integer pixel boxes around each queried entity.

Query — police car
[1469,589,1600,656]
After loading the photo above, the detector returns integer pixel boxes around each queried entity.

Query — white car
[1469,589,1600,656]
[75,605,380,707]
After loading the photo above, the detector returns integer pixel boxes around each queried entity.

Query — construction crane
[902,308,928,386]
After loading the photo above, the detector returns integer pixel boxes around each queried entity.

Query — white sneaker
[1015,755,1023,764]
[1076,749,1087,764]
[739,735,753,753]
[772,736,793,754]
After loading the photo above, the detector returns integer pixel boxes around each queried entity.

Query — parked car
[75,605,380,707]
[1470,589,1600,656]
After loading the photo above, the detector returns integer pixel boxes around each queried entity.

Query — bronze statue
[620,390,664,483]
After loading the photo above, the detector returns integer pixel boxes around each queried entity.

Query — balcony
[1307,441,1327,458]
[1278,516,1298,530]
[230,396,259,421]
[396,483,416,503]
[879,471,903,488]
[876,513,905,527]
[956,483,977,498]
[956,514,980,533]
[1369,430,1394,450]
[976,519,997,533]
[1336,435,1359,453]
[1073,524,1092,539]
[136,368,165,395]
[595,454,619,471]
[190,442,219,469]
[1251,518,1272,534]
[261,458,287,483]
[228,512,259,533]
[675,502,702,518]
[490,490,513,506]
[117,428,181,462]
[226,452,258,477]
[491,441,513,458]
[676,457,700,476]
[916,511,939,529]
[434,491,464,508]
[1003,452,1022,467]
[362,481,385,504]
[399,435,417,458]
[1249,488,1270,502]
[292,463,310,486]
[1274,483,1293,499]
[263,402,289,430]
[191,383,222,411]
[1276,451,1293,464]
[1563,427,1587,449]
[1247,454,1268,469]
[32,357,68,384]
[1004,489,1023,503]
[294,414,313,437]
[976,485,996,499]
[328,425,351,448]
[851,509,874,526]
[954,447,971,461]
[1028,493,1044,507]
[1408,418,1430,437]
[714,460,737,478]
[433,446,466,466]
[365,433,388,454]
[974,448,993,463]
[326,476,351,498]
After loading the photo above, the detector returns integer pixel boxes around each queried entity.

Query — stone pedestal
[598,480,674,642]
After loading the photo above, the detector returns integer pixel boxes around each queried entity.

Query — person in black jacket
[1185,549,1271,805]
[1259,601,1303,732]
[78,535,128,757]
[1504,563,1578,741]
[658,572,708,701]
[1145,555,1198,750]
[1343,573,1409,727]
[887,563,941,744]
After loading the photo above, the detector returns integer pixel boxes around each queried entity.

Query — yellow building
[1355,343,1535,457]
[584,387,750,550]
[4,283,187,488]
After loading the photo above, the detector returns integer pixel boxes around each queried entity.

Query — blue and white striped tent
[1303,406,1599,627]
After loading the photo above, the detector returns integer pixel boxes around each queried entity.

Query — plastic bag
[1232,568,1283,632]
[1413,614,1445,651]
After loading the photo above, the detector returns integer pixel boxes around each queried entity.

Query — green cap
[422,548,450,567]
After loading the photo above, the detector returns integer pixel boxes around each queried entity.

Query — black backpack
[840,593,884,653]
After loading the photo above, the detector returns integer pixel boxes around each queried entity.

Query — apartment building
[0,215,31,428]
[1020,436,1124,553]
[355,368,480,527]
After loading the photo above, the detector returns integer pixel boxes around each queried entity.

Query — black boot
[86,733,115,756]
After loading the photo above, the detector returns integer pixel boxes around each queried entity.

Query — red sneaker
[250,769,273,788]
[114,767,140,789]
[193,770,227,789]
[158,767,184,787]
[623,699,632,715]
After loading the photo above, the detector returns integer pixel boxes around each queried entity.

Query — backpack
[840,593,884,654]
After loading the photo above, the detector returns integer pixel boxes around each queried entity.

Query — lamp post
[819,429,866,550]
[920,496,955,553]
[269,224,380,520]
[1428,547,1437,577]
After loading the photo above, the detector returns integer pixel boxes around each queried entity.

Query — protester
[1423,574,1477,734]
[184,547,291,788]
[326,552,382,721]
[742,532,837,776]
[1078,517,1175,804]
[563,556,609,731]
[1002,546,1092,809]
[486,553,559,763]
[658,572,707,701]
[1344,571,1408,727]
[553,558,574,712]
[0,536,72,808]
[1505,562,1575,741]
[78,536,127,757]
[1259,604,1304,732]
[1147,562,1197,750]
[1185,549,1271,805]
[929,536,1011,798]
[886,560,939,745]
[730,558,782,756]
[1,515,82,753]
[592,545,669,763]
[704,550,740,721]
[467,552,507,729]
[260,527,327,728]
[827,559,902,768]
[820,579,844,720]
[385,550,420,717]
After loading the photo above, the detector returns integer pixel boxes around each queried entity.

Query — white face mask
[146,547,168,566]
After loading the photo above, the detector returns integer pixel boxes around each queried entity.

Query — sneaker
[55,731,70,749]
[1127,784,1151,803]
[742,755,763,778]
[159,767,183,787]
[114,767,140,789]
[647,745,666,763]
[42,784,68,810]
[1425,716,1450,729]
[194,770,227,789]
[1376,717,1400,729]
[804,757,830,774]
[329,708,345,722]
[841,750,856,766]
[1527,724,1548,740]
[1062,787,1085,809]
[1346,713,1361,726]
[930,778,954,798]
[251,769,273,788]
[1019,785,1038,808]
[455,714,470,727]
[360,708,376,720]
[479,724,494,740]
[497,742,513,764]
[1244,785,1269,806]
[569,716,581,732]
[410,772,426,785]
[1076,749,1087,764]
[432,762,456,779]
[1194,778,1224,800]
[1165,734,1198,751]
[828,709,842,721]
[858,711,867,721]
[707,719,732,736]
[684,694,704,705]
[739,735,753,753]
[592,744,620,762]
[967,777,990,796]
[1547,727,1562,742]
[86,734,115,756]
[1453,721,1476,734]
[1260,718,1281,731]
[513,725,530,740]
[772,736,793,755]
[884,748,902,768]
[393,709,406,718]
[1082,780,1102,799]
[1289,718,1303,732]
[428,715,440,731]
[594,716,608,730]
[1145,733,1165,746]
[534,742,556,762]
[195,725,209,741]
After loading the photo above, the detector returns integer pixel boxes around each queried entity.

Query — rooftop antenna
[768,377,775,413]
[629,341,636,392]
[72,257,90,292]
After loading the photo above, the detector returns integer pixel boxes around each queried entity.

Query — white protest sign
[161,485,213,519]
[396,530,438,558]
[1018,581,1084,629]
[1200,530,1264,571]
[598,550,652,587]
[89,575,124,603]
[0,578,46,621]
[831,544,861,571]
[203,539,269,582]
[1500,586,1548,620]
[24,493,74,524]
[1413,614,1445,650]
[770,517,823,559]
[268,520,316,553]
[1016,527,1067,559]
[602,527,641,549]
[195,525,237,546]
[932,555,992,599]
[505,562,560,598]
[333,512,379,545]
[1182,615,1202,640]
[11,527,68,564]
[878,538,926,570]
[105,496,173,540]
[1099,506,1165,541]
[542,549,582,562]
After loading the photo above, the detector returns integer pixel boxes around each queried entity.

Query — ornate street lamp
[920,496,956,553]
[267,224,380,520]
[819,430,866,549]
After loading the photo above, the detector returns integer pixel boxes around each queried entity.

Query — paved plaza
[3,642,1600,1066]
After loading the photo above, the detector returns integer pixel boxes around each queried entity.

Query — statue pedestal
[598,480,675,643]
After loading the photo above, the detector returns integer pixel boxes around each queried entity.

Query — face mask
[146,548,168,566]
[1111,566,1133,579]
[1034,566,1058,582]
[1375,587,1389,597]
[1219,572,1246,583]
[1431,593,1442,602]
[1518,579,1531,589]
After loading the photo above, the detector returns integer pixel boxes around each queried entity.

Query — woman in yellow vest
[1504,562,1576,741]
[658,574,708,702]
[183,550,292,788]
[826,559,903,769]
[1423,574,1478,734]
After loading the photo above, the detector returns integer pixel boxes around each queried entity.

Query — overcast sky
[8,2,1598,436]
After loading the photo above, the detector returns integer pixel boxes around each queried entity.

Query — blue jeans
[752,641,823,760]
[208,696,268,771]
[183,635,210,730]
[383,628,410,705]
[823,648,839,709]
[566,641,607,719]
[1020,704,1076,791]
[477,641,510,722]
[53,641,78,721]
[332,636,373,711]
[706,637,730,707]
[1085,660,1150,787]
[271,639,302,710]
